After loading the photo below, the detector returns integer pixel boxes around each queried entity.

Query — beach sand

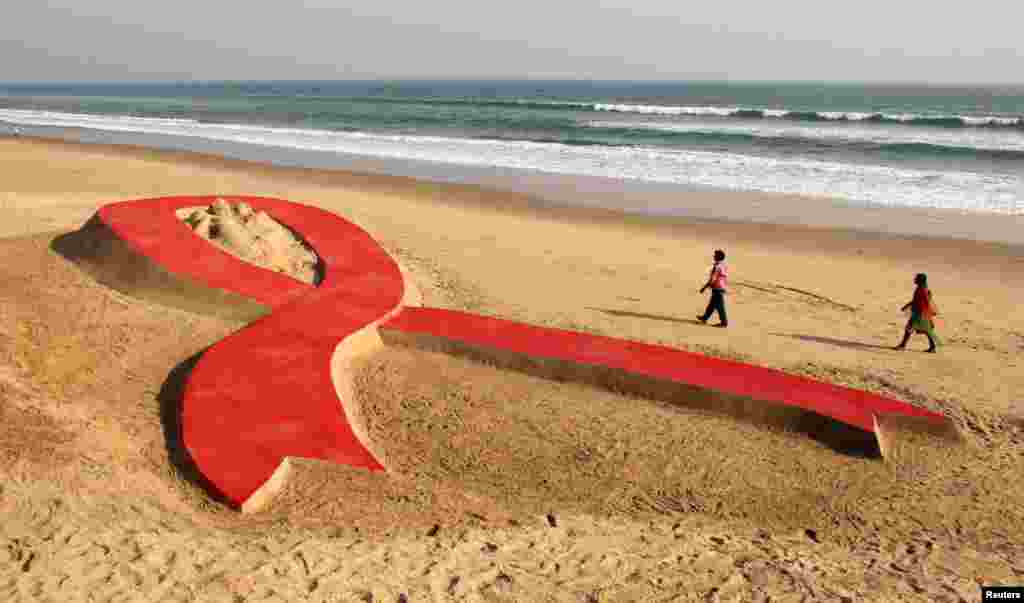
[177,199,322,285]
[1,135,1022,601]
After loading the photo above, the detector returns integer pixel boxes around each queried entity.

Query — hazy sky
[3,0,1022,84]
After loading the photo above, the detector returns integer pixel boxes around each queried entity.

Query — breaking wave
[591,103,1023,128]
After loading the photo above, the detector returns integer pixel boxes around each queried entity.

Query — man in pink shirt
[697,249,728,328]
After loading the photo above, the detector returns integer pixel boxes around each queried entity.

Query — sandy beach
[1,135,1022,601]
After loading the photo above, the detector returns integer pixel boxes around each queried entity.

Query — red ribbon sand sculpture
[62,196,957,511]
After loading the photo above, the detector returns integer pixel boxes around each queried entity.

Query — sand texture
[178,198,321,285]
[1,136,1023,601]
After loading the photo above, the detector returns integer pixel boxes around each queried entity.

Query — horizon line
[2,78,1023,89]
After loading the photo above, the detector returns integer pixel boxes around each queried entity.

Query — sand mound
[177,198,321,285]
[51,213,269,323]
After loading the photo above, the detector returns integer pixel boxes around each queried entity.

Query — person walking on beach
[697,249,728,328]
[894,273,939,353]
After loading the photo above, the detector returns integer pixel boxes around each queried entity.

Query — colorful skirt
[909,313,940,344]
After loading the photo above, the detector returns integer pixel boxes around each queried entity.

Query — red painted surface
[99,197,313,307]
[96,195,947,510]
[98,196,404,507]
[381,308,947,433]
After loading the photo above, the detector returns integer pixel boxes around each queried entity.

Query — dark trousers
[701,289,727,325]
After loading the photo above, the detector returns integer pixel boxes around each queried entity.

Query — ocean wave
[1,108,1020,215]
[592,103,1023,128]
[584,120,1024,155]
[341,96,592,112]
[265,95,1024,128]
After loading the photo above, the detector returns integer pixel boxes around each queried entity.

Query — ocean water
[1,80,1022,214]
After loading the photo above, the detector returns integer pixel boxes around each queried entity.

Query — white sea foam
[594,104,741,117]
[818,111,875,121]
[584,119,1024,153]
[1,108,1020,215]
[590,103,1022,126]
[961,115,1021,126]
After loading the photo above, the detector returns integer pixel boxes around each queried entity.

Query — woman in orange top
[894,273,939,353]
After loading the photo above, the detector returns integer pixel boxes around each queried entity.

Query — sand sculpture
[58,196,960,512]
[178,198,320,285]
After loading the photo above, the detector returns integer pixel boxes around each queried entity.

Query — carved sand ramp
[380,308,960,457]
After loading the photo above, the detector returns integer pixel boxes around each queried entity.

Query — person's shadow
[586,307,701,325]
[771,333,891,352]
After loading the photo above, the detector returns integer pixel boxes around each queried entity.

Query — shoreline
[5,132,1024,250]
